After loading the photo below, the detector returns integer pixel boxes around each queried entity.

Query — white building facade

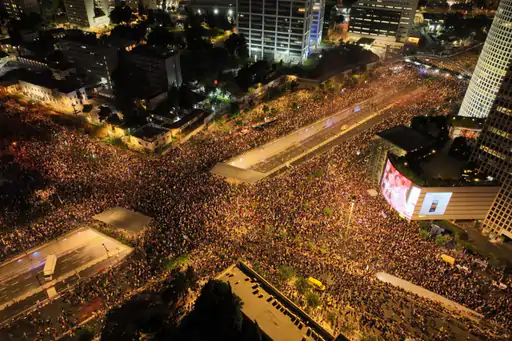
[63,0,110,28]
[458,0,512,118]
[236,0,313,64]
[349,0,418,43]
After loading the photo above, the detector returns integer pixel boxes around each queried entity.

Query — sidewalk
[376,272,483,320]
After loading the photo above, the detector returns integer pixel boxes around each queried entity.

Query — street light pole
[347,201,355,228]
[102,243,110,258]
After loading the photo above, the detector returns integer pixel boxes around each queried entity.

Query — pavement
[0,227,132,327]
[212,86,422,183]
[376,272,483,320]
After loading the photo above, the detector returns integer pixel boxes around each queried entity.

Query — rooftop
[164,109,207,129]
[377,125,436,152]
[448,115,485,130]
[130,45,178,59]
[391,148,498,187]
[357,37,375,45]
[93,207,152,235]
[218,263,340,341]
[132,124,169,142]
[3,69,82,93]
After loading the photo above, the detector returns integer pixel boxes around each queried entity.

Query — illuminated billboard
[419,192,453,216]
[381,160,418,219]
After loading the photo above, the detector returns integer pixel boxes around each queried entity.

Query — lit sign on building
[419,192,453,216]
[381,160,416,219]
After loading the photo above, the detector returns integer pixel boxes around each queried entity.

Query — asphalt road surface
[0,228,132,326]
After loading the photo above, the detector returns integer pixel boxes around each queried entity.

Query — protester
[0,62,509,341]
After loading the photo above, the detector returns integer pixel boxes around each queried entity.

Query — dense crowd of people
[0,62,510,341]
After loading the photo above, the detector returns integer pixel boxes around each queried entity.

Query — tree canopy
[109,5,134,25]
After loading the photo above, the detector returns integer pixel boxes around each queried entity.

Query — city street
[212,86,423,183]
[0,228,132,326]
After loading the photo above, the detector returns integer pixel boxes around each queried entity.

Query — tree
[109,5,134,25]
[242,320,262,341]
[179,84,196,110]
[210,47,230,73]
[82,104,92,113]
[229,102,240,117]
[77,327,94,341]
[188,280,244,341]
[295,276,309,294]
[278,265,295,281]
[224,33,248,60]
[147,9,174,28]
[101,293,167,341]
[98,106,112,122]
[111,61,150,125]
[185,18,210,50]
[306,292,321,308]
[147,26,177,46]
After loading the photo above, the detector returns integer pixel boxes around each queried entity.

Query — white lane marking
[11,281,19,286]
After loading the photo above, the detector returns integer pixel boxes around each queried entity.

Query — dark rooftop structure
[447,115,485,130]
[4,69,83,93]
[130,45,178,59]
[356,37,375,45]
[132,124,168,142]
[218,262,343,341]
[377,125,436,152]
[164,109,207,130]
[93,207,152,236]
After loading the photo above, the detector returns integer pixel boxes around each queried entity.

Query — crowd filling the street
[0,62,510,341]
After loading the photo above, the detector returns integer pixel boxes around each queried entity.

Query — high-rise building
[57,32,119,91]
[127,45,182,96]
[458,1,512,119]
[310,0,325,49]
[348,0,417,43]
[124,0,160,11]
[63,0,110,28]
[458,0,512,239]
[236,0,312,64]
[1,0,39,20]
[470,65,512,239]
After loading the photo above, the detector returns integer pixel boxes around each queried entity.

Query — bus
[307,277,326,291]
[43,255,57,281]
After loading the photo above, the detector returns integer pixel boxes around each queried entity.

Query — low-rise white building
[17,75,87,112]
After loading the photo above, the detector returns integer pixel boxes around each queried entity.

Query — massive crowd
[0,63,510,341]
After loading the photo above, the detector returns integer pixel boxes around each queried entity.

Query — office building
[187,0,235,17]
[124,0,160,10]
[470,64,512,239]
[63,0,110,28]
[1,0,39,19]
[456,0,512,239]
[57,32,119,91]
[236,0,313,64]
[127,45,182,95]
[310,0,325,49]
[458,0,512,119]
[348,0,418,43]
